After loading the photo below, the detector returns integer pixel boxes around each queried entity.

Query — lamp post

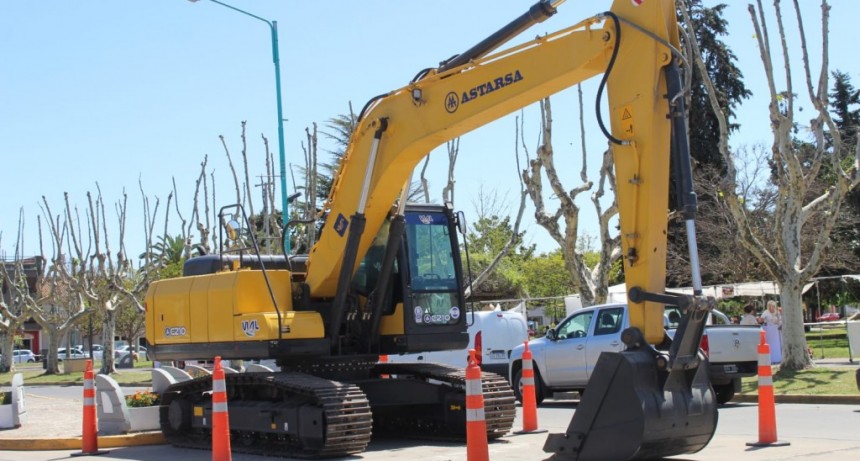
[190,0,291,254]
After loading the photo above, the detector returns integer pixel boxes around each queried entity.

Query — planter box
[128,405,160,432]
[63,358,89,374]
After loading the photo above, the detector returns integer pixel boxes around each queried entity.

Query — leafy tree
[114,293,145,354]
[827,70,860,264]
[829,70,860,142]
[462,252,524,301]
[466,215,529,256]
[682,1,751,170]
[317,110,358,203]
[520,251,575,299]
[667,1,751,288]
[461,211,533,301]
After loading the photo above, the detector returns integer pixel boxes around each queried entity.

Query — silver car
[57,347,87,360]
[12,349,37,363]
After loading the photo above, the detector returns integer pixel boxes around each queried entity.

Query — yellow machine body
[145,270,324,348]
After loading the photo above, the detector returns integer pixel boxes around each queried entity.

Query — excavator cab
[355,203,470,355]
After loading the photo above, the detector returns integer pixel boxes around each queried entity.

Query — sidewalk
[0,386,81,440]
[0,384,163,450]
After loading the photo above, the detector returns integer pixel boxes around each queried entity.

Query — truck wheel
[714,383,735,405]
[513,366,545,405]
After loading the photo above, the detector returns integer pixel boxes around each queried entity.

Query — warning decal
[619,105,634,137]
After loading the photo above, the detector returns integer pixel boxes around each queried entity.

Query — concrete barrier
[158,366,193,381]
[244,363,274,372]
[96,375,160,435]
[96,375,132,435]
[0,373,27,428]
[11,372,26,427]
[184,364,211,378]
[116,354,134,369]
[151,367,193,395]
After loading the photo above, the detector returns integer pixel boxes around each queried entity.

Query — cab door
[585,306,626,378]
[543,310,595,386]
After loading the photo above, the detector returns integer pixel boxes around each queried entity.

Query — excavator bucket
[544,331,717,460]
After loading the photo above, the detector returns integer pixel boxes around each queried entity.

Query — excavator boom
[305,1,680,317]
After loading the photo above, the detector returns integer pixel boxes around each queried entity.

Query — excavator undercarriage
[159,360,515,458]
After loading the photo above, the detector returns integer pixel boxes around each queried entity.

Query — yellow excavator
[145,0,717,459]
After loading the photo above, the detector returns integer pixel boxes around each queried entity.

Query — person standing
[739,304,759,326]
[761,300,783,364]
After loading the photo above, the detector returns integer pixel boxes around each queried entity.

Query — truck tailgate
[704,325,760,364]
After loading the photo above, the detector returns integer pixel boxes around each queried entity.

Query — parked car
[816,312,841,322]
[508,303,761,406]
[82,344,104,360]
[12,349,37,363]
[57,347,87,361]
[115,345,148,361]
[387,309,529,379]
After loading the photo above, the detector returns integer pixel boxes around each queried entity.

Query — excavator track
[159,372,373,459]
[367,362,516,440]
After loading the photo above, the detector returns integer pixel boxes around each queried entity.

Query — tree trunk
[0,333,14,372]
[101,311,118,374]
[44,328,62,374]
[779,284,812,369]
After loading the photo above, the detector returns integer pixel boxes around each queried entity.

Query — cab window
[556,311,594,340]
[594,307,624,336]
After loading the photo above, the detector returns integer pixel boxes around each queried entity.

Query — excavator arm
[301,1,717,459]
[307,2,679,350]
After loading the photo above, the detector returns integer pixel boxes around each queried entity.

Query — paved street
[0,384,858,461]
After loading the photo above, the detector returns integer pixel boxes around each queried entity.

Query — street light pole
[191,0,291,254]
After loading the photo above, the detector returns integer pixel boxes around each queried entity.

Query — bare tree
[464,118,530,299]
[690,0,859,369]
[37,187,152,375]
[296,123,319,254]
[441,139,459,205]
[522,96,621,306]
[33,195,93,374]
[666,146,775,285]
[219,131,243,210]
[0,217,45,372]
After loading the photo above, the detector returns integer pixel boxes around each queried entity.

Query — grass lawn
[741,367,858,395]
[0,360,154,386]
[736,327,859,396]
[806,326,854,359]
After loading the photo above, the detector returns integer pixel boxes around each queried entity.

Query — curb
[733,393,860,405]
[0,431,166,451]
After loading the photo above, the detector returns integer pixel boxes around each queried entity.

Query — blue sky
[2,0,858,261]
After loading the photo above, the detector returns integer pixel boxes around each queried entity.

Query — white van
[387,309,529,379]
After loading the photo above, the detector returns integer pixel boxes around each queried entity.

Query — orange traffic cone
[746,331,790,448]
[465,349,489,461]
[212,356,233,461]
[71,360,108,457]
[514,341,546,434]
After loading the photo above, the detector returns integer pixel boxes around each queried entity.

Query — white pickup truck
[508,302,760,405]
